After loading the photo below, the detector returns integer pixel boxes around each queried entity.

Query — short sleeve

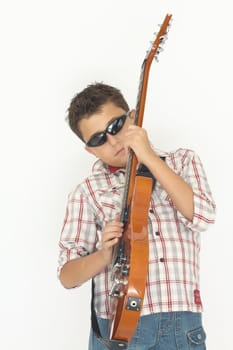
[176,150,216,232]
[57,189,98,277]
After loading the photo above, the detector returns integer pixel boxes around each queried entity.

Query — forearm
[59,250,108,289]
[145,152,194,221]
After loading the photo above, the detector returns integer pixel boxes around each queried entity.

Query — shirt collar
[91,146,167,174]
[92,159,125,175]
[108,165,122,173]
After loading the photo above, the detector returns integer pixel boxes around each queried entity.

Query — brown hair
[67,82,129,141]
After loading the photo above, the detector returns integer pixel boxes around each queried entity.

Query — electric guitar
[108,13,173,349]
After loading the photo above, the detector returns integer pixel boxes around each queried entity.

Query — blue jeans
[88,312,206,350]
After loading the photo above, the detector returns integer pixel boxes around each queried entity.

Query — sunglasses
[85,111,130,147]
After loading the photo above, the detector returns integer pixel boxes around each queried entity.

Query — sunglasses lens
[107,116,125,135]
[87,133,106,147]
[86,113,128,147]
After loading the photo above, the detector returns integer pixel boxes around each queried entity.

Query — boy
[58,82,216,349]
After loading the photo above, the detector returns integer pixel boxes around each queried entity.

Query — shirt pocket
[97,187,123,221]
[151,183,175,220]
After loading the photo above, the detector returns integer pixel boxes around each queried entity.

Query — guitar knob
[122,265,129,276]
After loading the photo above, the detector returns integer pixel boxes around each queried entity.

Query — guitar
[108,13,173,348]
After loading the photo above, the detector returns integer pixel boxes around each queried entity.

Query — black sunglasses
[85,111,130,147]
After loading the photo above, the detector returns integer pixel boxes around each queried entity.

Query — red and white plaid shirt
[58,148,216,318]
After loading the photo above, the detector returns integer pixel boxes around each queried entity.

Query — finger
[103,237,120,249]
[114,213,121,221]
[103,230,122,242]
[104,221,123,231]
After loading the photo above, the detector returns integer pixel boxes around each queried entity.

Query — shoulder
[162,148,201,173]
[167,148,197,161]
[155,147,197,161]
[68,159,111,200]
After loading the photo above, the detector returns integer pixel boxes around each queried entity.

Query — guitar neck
[120,13,172,222]
[120,59,148,222]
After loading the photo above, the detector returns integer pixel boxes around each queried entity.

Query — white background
[0,1,232,349]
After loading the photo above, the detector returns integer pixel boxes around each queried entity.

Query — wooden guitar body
[110,175,153,341]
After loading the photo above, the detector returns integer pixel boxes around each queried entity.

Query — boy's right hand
[99,217,123,265]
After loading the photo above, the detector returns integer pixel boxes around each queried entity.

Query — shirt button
[160,258,164,262]
[149,209,153,213]
[155,231,160,236]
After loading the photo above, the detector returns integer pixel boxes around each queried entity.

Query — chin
[112,162,126,168]
[108,153,129,168]
[110,159,127,168]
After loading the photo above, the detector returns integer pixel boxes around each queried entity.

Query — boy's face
[79,102,134,168]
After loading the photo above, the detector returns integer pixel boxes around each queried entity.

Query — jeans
[88,311,206,350]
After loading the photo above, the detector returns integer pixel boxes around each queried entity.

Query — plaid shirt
[58,148,216,318]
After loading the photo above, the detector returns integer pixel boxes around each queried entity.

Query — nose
[106,133,118,146]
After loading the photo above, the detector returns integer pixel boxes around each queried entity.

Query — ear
[129,109,136,120]
[85,146,97,157]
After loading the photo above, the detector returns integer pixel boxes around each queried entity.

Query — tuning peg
[166,20,173,32]
[157,46,164,53]
[154,45,165,62]
[154,22,162,33]
[160,34,168,43]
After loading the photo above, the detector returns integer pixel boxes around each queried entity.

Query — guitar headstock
[146,13,172,63]
[133,13,173,128]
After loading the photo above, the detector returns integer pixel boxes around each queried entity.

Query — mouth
[115,148,125,157]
